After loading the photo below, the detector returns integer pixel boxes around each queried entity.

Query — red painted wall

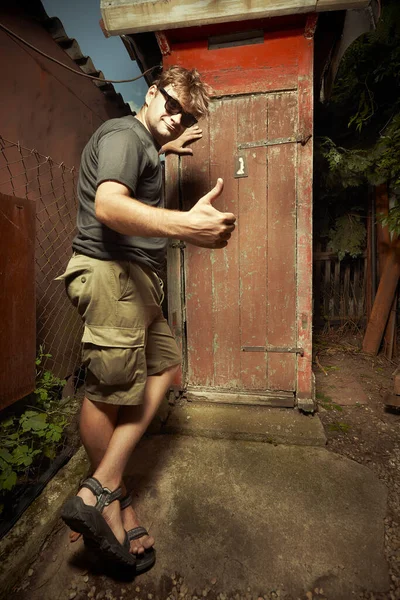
[0,5,128,166]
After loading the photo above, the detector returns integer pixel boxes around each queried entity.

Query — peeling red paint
[155,31,171,56]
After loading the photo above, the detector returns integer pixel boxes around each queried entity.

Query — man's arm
[95,179,235,249]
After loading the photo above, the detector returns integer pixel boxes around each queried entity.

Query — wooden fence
[313,247,366,327]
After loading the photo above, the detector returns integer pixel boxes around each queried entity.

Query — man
[59,65,236,571]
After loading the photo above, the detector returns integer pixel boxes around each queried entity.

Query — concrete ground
[1,404,390,600]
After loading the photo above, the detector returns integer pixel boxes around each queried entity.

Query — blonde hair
[153,65,213,120]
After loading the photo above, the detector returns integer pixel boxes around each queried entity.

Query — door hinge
[237,134,312,150]
[241,346,304,357]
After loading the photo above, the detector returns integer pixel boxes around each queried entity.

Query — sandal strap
[120,494,133,511]
[127,526,149,541]
[80,476,122,512]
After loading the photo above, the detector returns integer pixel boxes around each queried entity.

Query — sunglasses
[159,87,198,129]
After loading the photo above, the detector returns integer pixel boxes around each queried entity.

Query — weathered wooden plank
[0,192,36,409]
[101,0,369,35]
[376,183,390,278]
[363,247,400,355]
[316,0,370,10]
[209,99,241,389]
[266,91,297,391]
[366,207,373,320]
[237,94,269,390]
[383,292,397,361]
[333,258,341,317]
[375,183,397,358]
[101,0,316,35]
[186,389,294,407]
[343,262,350,318]
[295,27,314,407]
[323,258,331,317]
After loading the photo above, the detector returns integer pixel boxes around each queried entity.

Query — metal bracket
[241,346,305,357]
[237,134,312,150]
[169,241,186,249]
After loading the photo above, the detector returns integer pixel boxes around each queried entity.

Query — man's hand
[95,179,236,248]
[183,179,236,249]
[160,125,203,156]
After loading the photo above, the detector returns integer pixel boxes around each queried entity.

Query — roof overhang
[100,0,371,35]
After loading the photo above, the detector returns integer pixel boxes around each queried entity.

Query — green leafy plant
[329,214,367,261]
[314,0,400,240]
[0,347,71,513]
[379,201,400,237]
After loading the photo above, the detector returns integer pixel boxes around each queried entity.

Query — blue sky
[41,0,148,111]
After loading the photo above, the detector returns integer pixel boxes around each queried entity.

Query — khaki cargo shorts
[57,253,181,405]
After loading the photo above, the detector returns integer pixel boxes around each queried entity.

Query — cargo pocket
[55,255,93,314]
[82,325,146,387]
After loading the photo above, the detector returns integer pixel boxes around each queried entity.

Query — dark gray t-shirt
[72,115,167,274]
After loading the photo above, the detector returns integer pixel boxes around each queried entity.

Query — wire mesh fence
[0,136,84,535]
[0,135,82,381]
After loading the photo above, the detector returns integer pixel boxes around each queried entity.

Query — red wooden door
[164,15,315,408]
[177,91,301,405]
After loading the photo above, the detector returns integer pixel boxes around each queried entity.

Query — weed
[316,393,343,412]
[328,422,351,433]
[0,347,73,513]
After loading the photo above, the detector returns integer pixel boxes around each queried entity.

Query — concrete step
[160,402,327,446]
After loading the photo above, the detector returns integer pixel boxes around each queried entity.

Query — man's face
[144,84,191,145]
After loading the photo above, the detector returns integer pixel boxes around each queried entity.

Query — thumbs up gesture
[183,178,236,249]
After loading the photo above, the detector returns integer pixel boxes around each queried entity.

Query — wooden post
[376,183,390,276]
[366,202,373,321]
[363,246,400,355]
[376,183,397,359]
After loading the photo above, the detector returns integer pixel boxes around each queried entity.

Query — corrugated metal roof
[38,11,131,114]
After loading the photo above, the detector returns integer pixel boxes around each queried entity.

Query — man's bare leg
[75,365,179,553]
[69,399,118,543]
[71,397,153,553]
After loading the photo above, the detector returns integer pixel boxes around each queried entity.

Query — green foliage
[329,1,400,137]
[0,347,71,510]
[329,214,366,260]
[380,201,400,237]
[319,114,400,190]
[315,0,400,238]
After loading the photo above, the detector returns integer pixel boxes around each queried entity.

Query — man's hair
[153,65,213,120]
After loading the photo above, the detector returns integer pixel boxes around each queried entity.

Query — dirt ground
[8,330,400,600]
[314,330,400,600]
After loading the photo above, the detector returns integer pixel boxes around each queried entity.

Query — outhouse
[101,0,377,411]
